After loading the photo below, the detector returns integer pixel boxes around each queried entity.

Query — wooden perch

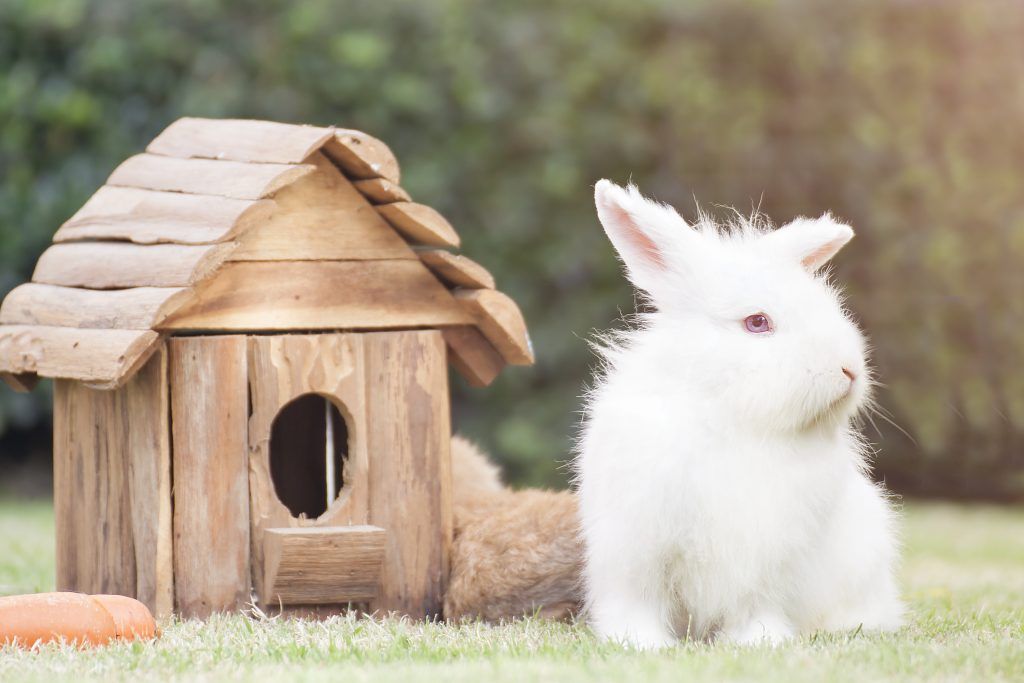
[262,526,386,605]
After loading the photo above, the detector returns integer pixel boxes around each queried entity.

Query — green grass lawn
[1,499,1022,682]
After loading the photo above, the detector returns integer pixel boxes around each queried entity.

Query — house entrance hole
[269,393,348,518]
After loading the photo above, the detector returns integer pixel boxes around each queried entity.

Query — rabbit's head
[594,180,869,432]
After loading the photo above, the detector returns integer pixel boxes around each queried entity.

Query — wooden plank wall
[363,330,453,618]
[52,329,454,620]
[169,335,251,618]
[53,347,173,616]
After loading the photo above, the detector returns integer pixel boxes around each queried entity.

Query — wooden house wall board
[363,330,453,618]
[53,348,173,616]
[246,333,370,602]
[169,335,251,618]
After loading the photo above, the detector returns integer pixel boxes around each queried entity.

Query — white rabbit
[575,180,903,648]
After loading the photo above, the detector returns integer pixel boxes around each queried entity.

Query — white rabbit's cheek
[722,349,795,429]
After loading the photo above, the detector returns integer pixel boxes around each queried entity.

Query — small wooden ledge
[262,525,386,606]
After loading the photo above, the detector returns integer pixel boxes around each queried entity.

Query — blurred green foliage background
[1,0,1023,499]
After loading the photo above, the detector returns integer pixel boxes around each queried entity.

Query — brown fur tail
[445,436,583,622]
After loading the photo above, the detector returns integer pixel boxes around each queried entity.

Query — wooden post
[53,347,173,616]
[169,336,250,618]
[363,330,452,618]
[126,348,174,617]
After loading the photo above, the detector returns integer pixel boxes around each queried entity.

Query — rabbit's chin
[801,385,866,432]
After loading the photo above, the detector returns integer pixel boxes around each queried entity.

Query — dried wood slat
[54,380,136,601]
[32,242,233,290]
[352,178,411,204]
[170,335,250,618]
[55,186,272,245]
[147,117,333,164]
[376,203,460,248]
[53,349,173,616]
[229,154,415,262]
[0,326,160,388]
[125,348,175,617]
[419,250,496,289]
[161,260,473,331]
[454,289,534,366]
[364,330,452,618]
[262,526,386,605]
[0,284,190,329]
[108,153,315,200]
[323,130,400,183]
[443,326,506,387]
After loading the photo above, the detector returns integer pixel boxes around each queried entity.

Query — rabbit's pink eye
[744,313,773,334]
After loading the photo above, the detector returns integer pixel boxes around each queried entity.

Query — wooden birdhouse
[0,118,533,619]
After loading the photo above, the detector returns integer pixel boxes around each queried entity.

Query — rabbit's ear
[767,213,854,271]
[595,180,691,293]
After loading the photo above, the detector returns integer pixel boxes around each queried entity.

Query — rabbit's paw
[821,597,905,635]
[609,624,677,651]
[720,612,794,646]
[592,603,676,650]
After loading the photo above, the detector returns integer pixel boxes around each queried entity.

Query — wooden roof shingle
[0,117,532,390]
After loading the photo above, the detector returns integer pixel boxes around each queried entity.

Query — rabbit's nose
[842,367,857,383]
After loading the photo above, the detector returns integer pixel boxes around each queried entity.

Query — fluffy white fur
[575,180,903,648]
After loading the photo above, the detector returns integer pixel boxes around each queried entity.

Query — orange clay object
[92,594,158,640]
[0,592,157,647]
